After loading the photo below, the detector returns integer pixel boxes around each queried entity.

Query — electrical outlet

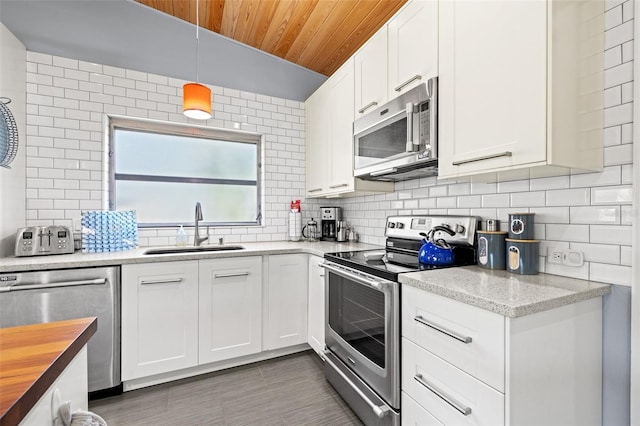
[547,248,584,267]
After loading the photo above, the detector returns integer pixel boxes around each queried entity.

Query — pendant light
[183,0,211,120]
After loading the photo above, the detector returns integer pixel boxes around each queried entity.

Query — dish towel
[55,401,108,426]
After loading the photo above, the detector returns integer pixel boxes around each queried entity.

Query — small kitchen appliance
[336,221,348,242]
[15,226,74,257]
[302,218,319,242]
[322,215,479,426]
[320,207,342,241]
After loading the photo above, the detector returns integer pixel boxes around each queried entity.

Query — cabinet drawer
[402,285,505,392]
[402,338,504,426]
[402,391,443,426]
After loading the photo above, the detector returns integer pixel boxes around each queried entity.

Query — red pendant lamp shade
[183,83,211,120]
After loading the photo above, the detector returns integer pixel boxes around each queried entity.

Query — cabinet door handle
[452,151,512,166]
[329,183,348,189]
[358,101,378,114]
[394,74,422,92]
[414,374,472,416]
[214,272,250,279]
[140,278,183,285]
[414,315,472,344]
[308,188,323,193]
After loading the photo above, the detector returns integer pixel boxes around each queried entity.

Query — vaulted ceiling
[135,0,407,76]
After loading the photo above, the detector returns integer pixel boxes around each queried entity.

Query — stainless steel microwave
[353,77,438,182]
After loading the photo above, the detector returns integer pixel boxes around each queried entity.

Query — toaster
[15,226,75,257]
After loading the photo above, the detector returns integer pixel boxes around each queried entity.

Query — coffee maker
[320,207,342,241]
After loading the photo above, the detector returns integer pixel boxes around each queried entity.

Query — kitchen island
[0,317,97,426]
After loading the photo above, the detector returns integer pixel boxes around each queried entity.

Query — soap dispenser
[176,225,187,246]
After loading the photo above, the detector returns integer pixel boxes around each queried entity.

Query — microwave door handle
[405,103,414,152]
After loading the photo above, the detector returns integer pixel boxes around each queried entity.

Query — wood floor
[90,351,363,426]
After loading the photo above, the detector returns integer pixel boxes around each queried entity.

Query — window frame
[107,115,263,228]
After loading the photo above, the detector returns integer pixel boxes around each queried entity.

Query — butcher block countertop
[0,317,97,426]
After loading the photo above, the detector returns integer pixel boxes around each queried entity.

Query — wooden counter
[0,317,97,426]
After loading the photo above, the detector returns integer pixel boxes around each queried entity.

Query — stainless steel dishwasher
[0,266,121,396]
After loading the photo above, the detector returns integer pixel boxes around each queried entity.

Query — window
[108,116,262,227]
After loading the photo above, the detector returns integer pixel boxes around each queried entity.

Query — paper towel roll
[289,212,302,241]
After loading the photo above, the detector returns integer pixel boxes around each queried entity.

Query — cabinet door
[121,261,199,380]
[305,86,329,197]
[267,254,309,350]
[307,255,325,355]
[354,28,388,117]
[198,257,263,364]
[388,0,438,97]
[438,0,547,178]
[328,58,356,194]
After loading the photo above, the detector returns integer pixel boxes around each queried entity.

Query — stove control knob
[396,222,404,229]
[388,222,395,228]
[455,224,466,234]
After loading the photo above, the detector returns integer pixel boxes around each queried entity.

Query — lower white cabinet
[199,257,263,363]
[307,255,325,355]
[122,261,199,380]
[266,254,308,350]
[402,285,603,426]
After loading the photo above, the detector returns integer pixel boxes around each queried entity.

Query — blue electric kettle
[418,226,456,266]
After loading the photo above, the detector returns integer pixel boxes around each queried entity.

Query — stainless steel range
[322,215,479,426]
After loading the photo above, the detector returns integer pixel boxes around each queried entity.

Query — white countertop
[399,265,611,318]
[0,241,380,273]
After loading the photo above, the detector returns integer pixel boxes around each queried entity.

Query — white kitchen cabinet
[266,254,308,350]
[305,58,393,198]
[402,285,603,426]
[20,347,88,426]
[438,0,604,179]
[388,0,438,98]
[307,255,325,355]
[121,261,199,380]
[198,257,263,364]
[354,27,388,117]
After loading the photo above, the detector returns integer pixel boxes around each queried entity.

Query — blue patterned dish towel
[81,210,138,253]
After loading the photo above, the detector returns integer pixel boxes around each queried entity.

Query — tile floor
[90,351,363,425]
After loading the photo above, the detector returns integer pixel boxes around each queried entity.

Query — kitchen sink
[143,245,245,255]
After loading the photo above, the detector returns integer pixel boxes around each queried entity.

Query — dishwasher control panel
[15,226,74,257]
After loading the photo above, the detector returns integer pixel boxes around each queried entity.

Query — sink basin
[143,245,245,255]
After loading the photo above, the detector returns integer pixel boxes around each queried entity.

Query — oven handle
[320,262,392,291]
[323,350,391,419]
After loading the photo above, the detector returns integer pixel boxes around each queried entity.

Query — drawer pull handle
[214,272,250,279]
[395,74,422,92]
[308,188,323,193]
[140,278,183,285]
[452,151,512,166]
[414,316,472,344]
[329,183,348,189]
[358,101,378,114]
[414,374,472,416]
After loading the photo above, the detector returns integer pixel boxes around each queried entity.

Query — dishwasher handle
[0,278,108,292]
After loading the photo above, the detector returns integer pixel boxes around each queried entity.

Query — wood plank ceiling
[136,0,407,77]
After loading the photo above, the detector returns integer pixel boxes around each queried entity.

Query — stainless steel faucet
[194,202,208,246]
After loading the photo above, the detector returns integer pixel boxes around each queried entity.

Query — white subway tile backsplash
[622,39,634,62]
[591,224,632,245]
[570,206,620,224]
[589,262,631,286]
[570,166,621,188]
[591,185,633,204]
[605,19,634,49]
[545,224,590,243]
[546,188,590,206]
[570,242,620,264]
[510,191,545,207]
[604,143,633,166]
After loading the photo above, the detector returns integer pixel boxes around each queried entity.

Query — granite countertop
[0,241,380,273]
[399,265,611,318]
[0,317,97,426]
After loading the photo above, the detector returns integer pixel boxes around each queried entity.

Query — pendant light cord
[195,0,200,83]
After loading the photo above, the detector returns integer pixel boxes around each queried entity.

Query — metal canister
[477,231,507,270]
[508,213,535,239]
[485,219,499,232]
[505,239,539,275]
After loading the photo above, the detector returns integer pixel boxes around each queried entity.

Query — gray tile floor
[90,351,363,426]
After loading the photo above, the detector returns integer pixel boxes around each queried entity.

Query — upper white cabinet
[354,28,388,117]
[438,0,604,179]
[307,255,325,355]
[388,0,438,97]
[305,59,393,198]
[199,257,263,364]
[121,261,199,380]
[266,254,309,350]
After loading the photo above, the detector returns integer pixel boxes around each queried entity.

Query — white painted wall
[0,23,26,257]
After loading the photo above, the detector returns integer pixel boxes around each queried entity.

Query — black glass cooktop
[325,245,477,282]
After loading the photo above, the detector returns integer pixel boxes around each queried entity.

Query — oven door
[322,261,400,410]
